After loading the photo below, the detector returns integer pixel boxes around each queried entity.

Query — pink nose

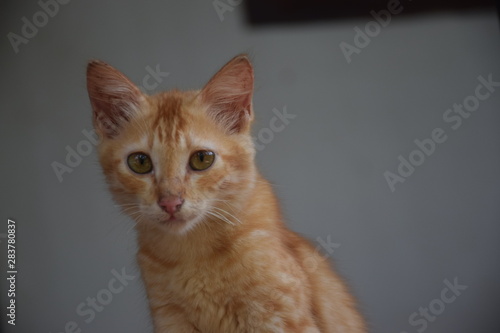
[158,196,184,215]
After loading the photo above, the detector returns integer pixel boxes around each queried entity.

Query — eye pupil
[127,152,153,174]
[190,150,215,171]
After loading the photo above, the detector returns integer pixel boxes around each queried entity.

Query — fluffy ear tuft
[86,60,144,139]
[201,55,254,134]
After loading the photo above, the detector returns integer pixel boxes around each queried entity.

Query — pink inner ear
[201,55,254,134]
[87,61,143,138]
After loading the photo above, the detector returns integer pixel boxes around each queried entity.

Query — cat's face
[87,55,256,234]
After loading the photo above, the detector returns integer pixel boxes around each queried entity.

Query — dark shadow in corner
[243,0,497,26]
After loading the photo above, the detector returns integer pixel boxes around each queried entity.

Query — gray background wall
[1,1,499,332]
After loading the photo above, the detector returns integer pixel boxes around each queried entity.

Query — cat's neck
[136,172,283,261]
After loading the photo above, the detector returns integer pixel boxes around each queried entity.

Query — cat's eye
[127,152,153,174]
[189,150,215,171]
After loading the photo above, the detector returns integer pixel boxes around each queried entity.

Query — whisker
[212,206,241,224]
[211,199,241,214]
[121,207,142,214]
[205,210,235,226]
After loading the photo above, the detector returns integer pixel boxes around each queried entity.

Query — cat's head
[87,55,256,235]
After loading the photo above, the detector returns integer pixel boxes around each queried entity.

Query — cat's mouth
[164,215,184,223]
[142,207,200,233]
[156,213,202,235]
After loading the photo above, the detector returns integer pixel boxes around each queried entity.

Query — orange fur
[87,55,366,332]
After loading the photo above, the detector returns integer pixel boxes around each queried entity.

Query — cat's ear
[201,54,254,134]
[87,60,145,139]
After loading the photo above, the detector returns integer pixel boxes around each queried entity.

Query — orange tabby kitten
[87,55,366,332]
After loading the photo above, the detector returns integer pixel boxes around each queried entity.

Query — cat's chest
[138,250,251,328]
[138,232,287,301]
[137,239,307,332]
[137,248,240,303]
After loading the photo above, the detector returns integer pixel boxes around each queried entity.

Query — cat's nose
[158,196,184,215]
